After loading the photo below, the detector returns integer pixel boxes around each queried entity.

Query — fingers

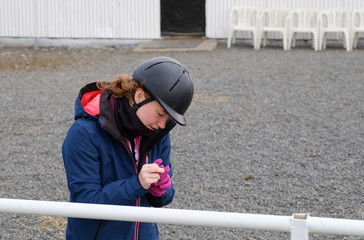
[144,162,165,174]
[154,159,163,166]
[161,166,170,175]
[149,177,171,196]
[138,164,164,190]
[139,159,171,191]
[157,174,170,185]
[159,181,171,190]
[156,178,171,190]
[151,164,165,174]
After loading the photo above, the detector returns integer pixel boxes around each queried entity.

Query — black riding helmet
[132,57,194,126]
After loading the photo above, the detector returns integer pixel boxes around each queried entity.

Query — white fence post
[290,213,309,240]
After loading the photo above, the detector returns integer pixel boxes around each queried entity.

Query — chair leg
[343,32,347,49]
[354,34,359,48]
[353,32,359,49]
[344,32,351,52]
[253,31,260,50]
[249,31,254,48]
[319,31,323,51]
[227,30,233,48]
[292,33,297,48]
[283,32,288,50]
[322,33,327,50]
[263,32,267,47]
[351,32,356,49]
[313,33,319,51]
[288,32,293,50]
[287,32,292,50]
[232,31,236,45]
[256,31,262,50]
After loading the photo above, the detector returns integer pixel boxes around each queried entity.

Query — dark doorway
[161,0,205,36]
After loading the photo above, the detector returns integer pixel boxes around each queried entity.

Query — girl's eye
[158,112,164,117]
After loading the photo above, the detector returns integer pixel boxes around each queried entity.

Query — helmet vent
[169,79,180,92]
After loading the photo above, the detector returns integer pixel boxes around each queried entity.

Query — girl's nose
[157,120,166,129]
[157,116,169,129]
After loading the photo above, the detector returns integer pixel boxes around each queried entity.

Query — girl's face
[134,88,170,130]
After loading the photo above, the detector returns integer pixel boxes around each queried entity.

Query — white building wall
[1,0,364,40]
[0,0,160,39]
[206,0,364,38]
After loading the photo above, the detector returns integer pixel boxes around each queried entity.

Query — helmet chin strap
[132,90,155,112]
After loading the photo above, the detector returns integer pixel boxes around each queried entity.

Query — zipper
[133,155,148,240]
[122,140,149,240]
[93,220,103,240]
[134,198,140,240]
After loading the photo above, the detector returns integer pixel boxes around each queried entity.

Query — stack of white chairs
[258,8,290,50]
[227,6,260,49]
[227,6,364,51]
[319,9,351,51]
[288,9,319,51]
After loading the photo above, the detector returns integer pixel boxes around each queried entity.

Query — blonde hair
[97,74,150,102]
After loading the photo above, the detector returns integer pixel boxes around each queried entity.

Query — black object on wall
[161,0,205,36]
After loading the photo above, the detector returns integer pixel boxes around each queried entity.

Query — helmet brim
[155,97,187,126]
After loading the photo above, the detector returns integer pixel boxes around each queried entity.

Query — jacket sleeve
[62,120,147,205]
[147,134,175,207]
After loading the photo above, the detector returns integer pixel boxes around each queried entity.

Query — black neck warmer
[112,96,154,141]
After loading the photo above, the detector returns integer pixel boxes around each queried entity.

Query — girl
[62,57,194,239]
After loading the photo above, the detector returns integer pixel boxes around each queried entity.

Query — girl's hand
[138,163,165,190]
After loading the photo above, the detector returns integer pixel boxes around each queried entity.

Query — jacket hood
[74,82,102,120]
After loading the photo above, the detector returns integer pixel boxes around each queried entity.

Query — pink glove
[148,159,171,197]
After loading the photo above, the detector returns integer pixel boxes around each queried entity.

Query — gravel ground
[0,40,363,240]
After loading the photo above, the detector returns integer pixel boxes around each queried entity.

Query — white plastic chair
[227,6,260,49]
[258,8,290,50]
[351,9,364,49]
[288,9,319,51]
[319,10,351,51]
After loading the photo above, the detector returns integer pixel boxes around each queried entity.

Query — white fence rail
[0,198,363,240]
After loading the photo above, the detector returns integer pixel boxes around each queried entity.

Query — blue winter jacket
[62,83,176,240]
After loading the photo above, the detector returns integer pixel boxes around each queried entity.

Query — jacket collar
[76,82,176,154]
[98,86,176,154]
